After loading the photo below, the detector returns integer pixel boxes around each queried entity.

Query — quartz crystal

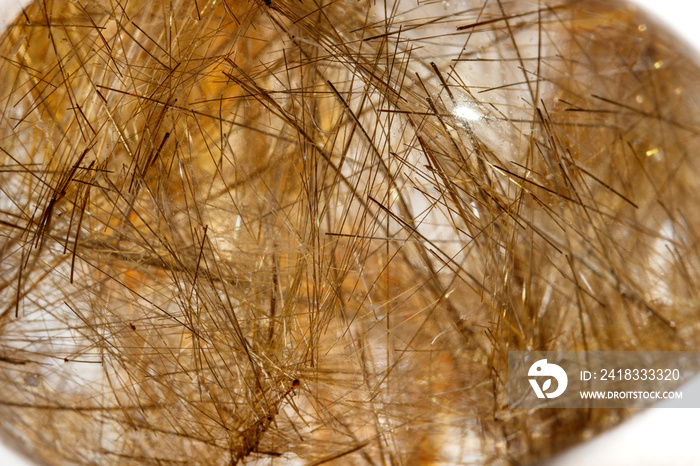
[0,0,699,464]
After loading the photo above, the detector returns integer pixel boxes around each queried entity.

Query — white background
[0,0,699,465]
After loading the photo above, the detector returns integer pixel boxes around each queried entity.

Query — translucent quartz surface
[1,0,700,464]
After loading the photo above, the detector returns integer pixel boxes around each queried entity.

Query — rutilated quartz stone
[0,0,698,464]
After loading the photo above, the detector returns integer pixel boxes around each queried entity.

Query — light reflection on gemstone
[453,103,483,122]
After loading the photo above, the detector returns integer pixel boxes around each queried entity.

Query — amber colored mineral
[0,0,698,464]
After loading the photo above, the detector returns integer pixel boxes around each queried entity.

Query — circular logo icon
[528,359,568,399]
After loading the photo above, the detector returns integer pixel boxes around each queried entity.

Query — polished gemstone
[0,0,698,464]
